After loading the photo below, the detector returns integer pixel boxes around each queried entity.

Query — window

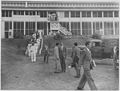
[71,22,81,35]
[93,22,103,34]
[48,12,57,21]
[82,11,91,17]
[114,11,119,17]
[2,10,12,17]
[104,11,113,17]
[25,22,35,35]
[25,11,35,15]
[37,22,47,35]
[5,22,9,31]
[4,21,12,38]
[71,11,80,17]
[71,11,75,17]
[93,11,102,17]
[98,11,102,17]
[60,22,69,30]
[82,11,86,17]
[76,11,80,17]
[82,22,92,35]
[87,11,91,17]
[40,11,47,17]
[94,42,101,47]
[2,10,5,17]
[115,22,119,35]
[14,22,24,38]
[104,22,113,35]
[64,11,69,18]
[14,10,24,15]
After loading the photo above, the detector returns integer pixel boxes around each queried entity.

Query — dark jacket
[79,47,92,70]
[71,46,80,65]
[59,46,67,59]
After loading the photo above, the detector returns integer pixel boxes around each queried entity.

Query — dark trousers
[73,56,80,76]
[74,63,80,76]
[78,69,97,90]
[60,57,66,72]
[44,54,49,63]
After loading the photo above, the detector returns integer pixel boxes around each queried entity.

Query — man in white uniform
[30,43,37,62]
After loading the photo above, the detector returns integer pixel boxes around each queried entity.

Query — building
[1,0,119,38]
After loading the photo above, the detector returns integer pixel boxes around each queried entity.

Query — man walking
[77,41,97,90]
[71,42,81,78]
[59,43,67,72]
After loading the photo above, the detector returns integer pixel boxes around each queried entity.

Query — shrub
[14,32,24,39]
[53,33,64,41]
[91,33,101,39]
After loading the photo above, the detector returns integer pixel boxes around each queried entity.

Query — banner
[50,22,59,30]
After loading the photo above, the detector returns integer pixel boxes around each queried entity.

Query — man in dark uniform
[59,43,67,72]
[71,42,81,78]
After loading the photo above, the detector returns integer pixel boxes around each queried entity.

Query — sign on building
[48,13,57,21]
[50,22,59,30]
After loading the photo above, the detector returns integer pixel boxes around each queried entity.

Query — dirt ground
[1,39,119,90]
[1,55,119,90]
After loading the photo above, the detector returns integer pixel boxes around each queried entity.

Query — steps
[58,24,72,36]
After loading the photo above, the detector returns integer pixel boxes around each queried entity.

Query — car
[87,39,113,59]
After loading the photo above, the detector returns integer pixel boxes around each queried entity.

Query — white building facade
[1,1,119,38]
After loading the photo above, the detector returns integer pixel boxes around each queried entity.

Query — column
[69,11,71,32]
[91,22,93,35]
[35,22,37,32]
[113,21,115,35]
[11,21,14,38]
[47,11,49,35]
[80,12,82,35]
[102,11,104,35]
[91,11,93,35]
[102,21,104,35]
[69,22,71,32]
[113,11,115,35]
[24,21,26,35]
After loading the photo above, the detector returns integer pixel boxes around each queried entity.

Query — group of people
[53,41,97,90]
[25,31,98,90]
[54,42,67,73]
[25,30,43,62]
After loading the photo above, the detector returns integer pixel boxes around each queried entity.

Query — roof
[89,39,103,42]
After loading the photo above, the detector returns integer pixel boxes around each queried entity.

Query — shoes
[62,70,66,72]
[74,75,80,78]
[54,71,61,73]
[76,87,83,90]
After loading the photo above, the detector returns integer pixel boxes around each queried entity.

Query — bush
[91,33,101,39]
[53,33,64,41]
[14,32,24,39]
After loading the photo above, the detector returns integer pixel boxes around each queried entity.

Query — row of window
[2,10,119,17]
[4,21,119,38]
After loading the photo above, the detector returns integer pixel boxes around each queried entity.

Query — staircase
[58,24,72,36]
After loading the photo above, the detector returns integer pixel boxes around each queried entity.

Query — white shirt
[30,45,36,54]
